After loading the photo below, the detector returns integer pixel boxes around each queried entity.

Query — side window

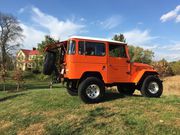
[78,41,105,56]
[78,41,85,55]
[67,40,76,54]
[109,44,127,58]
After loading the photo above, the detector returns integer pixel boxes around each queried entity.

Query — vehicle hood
[132,62,154,70]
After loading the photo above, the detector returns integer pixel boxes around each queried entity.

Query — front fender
[132,69,158,84]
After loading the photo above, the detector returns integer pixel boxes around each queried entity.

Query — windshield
[67,40,76,54]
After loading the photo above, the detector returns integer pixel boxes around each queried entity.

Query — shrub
[152,59,174,77]
[170,61,180,75]
[12,69,25,91]
[36,73,50,81]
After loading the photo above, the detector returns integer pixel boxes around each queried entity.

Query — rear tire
[117,84,135,95]
[66,81,78,96]
[140,75,163,97]
[78,77,105,103]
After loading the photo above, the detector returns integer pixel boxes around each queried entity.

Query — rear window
[109,43,127,58]
[78,41,105,56]
[67,40,76,54]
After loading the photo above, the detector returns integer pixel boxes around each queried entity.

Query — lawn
[0,76,180,135]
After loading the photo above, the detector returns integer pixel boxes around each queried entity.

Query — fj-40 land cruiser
[43,36,163,103]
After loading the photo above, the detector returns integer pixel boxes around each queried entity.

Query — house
[16,48,43,71]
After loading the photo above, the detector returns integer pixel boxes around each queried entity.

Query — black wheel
[66,81,78,96]
[43,52,56,75]
[140,75,163,97]
[117,84,135,95]
[78,77,105,103]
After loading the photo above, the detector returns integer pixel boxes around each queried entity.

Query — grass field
[0,76,180,135]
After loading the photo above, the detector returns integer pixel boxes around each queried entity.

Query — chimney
[33,47,36,50]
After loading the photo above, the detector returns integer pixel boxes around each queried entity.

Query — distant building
[16,48,43,71]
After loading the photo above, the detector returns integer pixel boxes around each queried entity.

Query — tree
[112,34,126,43]
[0,12,23,90]
[37,35,58,54]
[13,69,24,91]
[128,45,154,64]
[37,36,58,72]
[0,64,7,91]
[112,34,154,64]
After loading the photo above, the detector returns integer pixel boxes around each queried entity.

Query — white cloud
[152,41,180,61]
[154,52,180,61]
[19,6,86,49]
[176,15,180,22]
[123,29,156,46]
[101,16,121,29]
[20,23,46,49]
[158,42,180,51]
[160,5,180,23]
[31,7,85,39]
[18,7,25,14]
[120,28,180,61]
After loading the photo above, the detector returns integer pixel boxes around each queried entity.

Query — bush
[12,69,25,91]
[32,70,41,74]
[152,59,174,77]
[170,61,180,75]
[36,73,50,81]
[23,71,35,79]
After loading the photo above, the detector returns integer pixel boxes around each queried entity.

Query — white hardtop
[67,36,126,45]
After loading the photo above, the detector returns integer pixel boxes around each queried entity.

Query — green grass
[0,79,180,135]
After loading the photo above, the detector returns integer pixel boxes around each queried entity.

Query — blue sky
[0,0,180,61]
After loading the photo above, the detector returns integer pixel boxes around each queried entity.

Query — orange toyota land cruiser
[43,36,163,103]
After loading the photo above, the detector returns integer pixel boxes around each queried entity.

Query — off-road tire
[43,52,56,75]
[140,75,163,97]
[66,81,78,96]
[117,84,135,95]
[78,77,105,103]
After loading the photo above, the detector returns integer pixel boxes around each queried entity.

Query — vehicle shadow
[103,92,125,102]
[102,91,143,102]
[0,93,26,103]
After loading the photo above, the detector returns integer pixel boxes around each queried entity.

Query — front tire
[78,77,105,103]
[140,75,163,97]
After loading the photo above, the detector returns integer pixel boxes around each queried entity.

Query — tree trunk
[17,82,20,91]
[3,82,6,91]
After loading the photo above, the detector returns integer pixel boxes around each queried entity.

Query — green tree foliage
[112,34,154,64]
[37,35,58,55]
[36,36,59,72]
[128,46,154,64]
[112,34,126,43]
[170,61,180,75]
[152,59,174,77]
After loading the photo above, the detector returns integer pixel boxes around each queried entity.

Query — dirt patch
[42,110,60,117]
[0,120,13,130]
[18,123,44,135]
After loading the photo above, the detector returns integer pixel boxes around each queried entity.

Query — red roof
[21,49,40,55]
[29,50,40,55]
[21,49,31,55]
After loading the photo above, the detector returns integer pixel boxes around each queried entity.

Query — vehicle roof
[65,36,127,45]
